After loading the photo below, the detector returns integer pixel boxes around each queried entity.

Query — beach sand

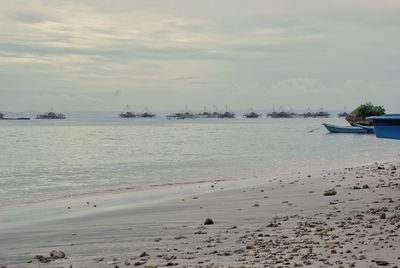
[0,162,399,267]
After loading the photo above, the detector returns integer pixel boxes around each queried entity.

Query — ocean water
[1,114,399,207]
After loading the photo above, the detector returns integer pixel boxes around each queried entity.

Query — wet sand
[0,162,399,267]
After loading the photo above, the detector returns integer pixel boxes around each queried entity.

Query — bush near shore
[346,102,385,126]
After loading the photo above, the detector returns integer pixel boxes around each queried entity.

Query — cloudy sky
[0,0,399,112]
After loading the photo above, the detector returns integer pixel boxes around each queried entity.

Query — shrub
[353,102,385,118]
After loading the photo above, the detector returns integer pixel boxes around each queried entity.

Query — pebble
[49,250,66,259]
[204,218,214,225]
[323,189,337,196]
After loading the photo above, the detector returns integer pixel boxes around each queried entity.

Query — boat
[367,114,400,140]
[119,105,136,118]
[304,107,330,118]
[36,109,66,119]
[137,107,156,118]
[322,123,374,134]
[337,106,348,117]
[218,105,235,119]
[198,106,217,118]
[166,106,197,120]
[0,112,30,120]
[244,108,261,118]
[353,123,375,134]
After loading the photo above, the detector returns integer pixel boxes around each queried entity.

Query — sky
[0,0,399,112]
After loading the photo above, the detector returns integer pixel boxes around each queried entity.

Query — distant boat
[0,112,30,120]
[166,106,197,120]
[197,106,220,118]
[219,105,235,119]
[367,114,400,140]
[36,109,66,119]
[137,107,156,118]
[305,108,330,118]
[337,106,348,117]
[244,108,261,118]
[322,123,374,134]
[119,105,136,118]
[267,107,298,118]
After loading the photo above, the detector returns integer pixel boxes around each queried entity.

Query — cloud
[0,0,399,111]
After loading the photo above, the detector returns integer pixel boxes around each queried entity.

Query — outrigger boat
[137,107,156,118]
[219,105,235,119]
[243,108,261,118]
[119,105,136,118]
[0,112,30,120]
[322,123,374,134]
[166,106,197,120]
[36,109,66,119]
[304,107,330,118]
[367,114,400,140]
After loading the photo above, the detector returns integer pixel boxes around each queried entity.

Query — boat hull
[353,123,375,134]
[367,115,400,140]
[322,123,372,134]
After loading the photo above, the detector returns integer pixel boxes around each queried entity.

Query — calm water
[1,114,399,207]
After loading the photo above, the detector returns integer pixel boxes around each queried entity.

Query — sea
[1,112,399,208]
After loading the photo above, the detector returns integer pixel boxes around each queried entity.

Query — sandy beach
[1,162,399,268]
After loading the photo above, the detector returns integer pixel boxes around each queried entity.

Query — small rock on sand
[376,260,389,266]
[204,218,214,225]
[139,252,149,257]
[49,250,66,259]
[323,189,337,196]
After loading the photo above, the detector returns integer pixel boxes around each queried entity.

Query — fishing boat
[119,105,136,118]
[322,123,373,134]
[198,106,218,118]
[218,105,235,119]
[137,107,156,118]
[36,109,66,119]
[244,108,261,118]
[337,106,348,117]
[367,114,400,140]
[304,107,330,118]
[0,115,30,120]
[166,106,197,120]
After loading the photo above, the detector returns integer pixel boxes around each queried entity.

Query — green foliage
[353,102,385,118]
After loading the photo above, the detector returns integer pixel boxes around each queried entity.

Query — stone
[49,250,66,259]
[139,252,149,257]
[204,218,214,225]
[323,190,337,196]
[376,260,389,266]
[33,255,52,263]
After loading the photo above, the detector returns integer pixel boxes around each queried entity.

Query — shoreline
[1,157,397,212]
[1,161,400,267]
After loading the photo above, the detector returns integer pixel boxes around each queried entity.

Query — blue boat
[367,114,400,140]
[322,123,373,134]
[353,123,375,134]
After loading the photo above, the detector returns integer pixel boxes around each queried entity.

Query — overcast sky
[1,0,399,112]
